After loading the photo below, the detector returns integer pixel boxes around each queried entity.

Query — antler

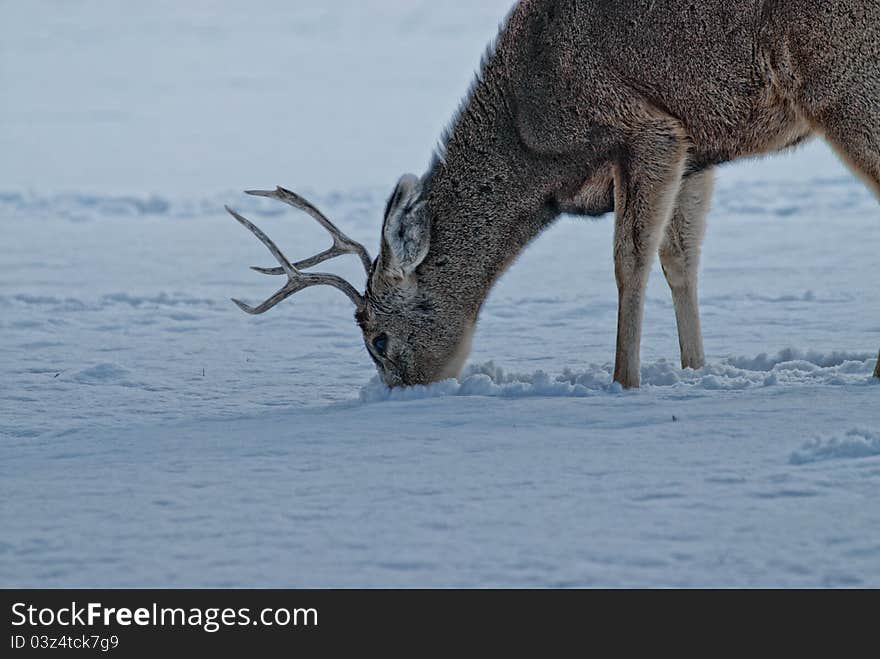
[226,189,371,314]
[245,187,373,276]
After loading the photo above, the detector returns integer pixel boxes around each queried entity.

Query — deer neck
[419,84,561,318]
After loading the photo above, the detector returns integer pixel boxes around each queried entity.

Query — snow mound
[360,349,877,402]
[0,188,380,224]
[727,349,875,371]
[790,429,880,465]
[71,363,131,384]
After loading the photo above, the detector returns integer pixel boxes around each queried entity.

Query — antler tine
[245,186,373,276]
[226,206,296,278]
[226,206,364,314]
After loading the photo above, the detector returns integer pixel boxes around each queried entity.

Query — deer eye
[372,333,388,356]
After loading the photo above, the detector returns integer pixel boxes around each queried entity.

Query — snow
[1,1,879,588]
[790,430,880,466]
[360,349,878,402]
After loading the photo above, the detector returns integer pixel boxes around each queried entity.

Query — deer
[227,0,880,389]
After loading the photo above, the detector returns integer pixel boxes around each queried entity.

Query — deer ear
[381,173,430,278]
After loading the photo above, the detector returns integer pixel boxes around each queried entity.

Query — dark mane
[427,13,516,180]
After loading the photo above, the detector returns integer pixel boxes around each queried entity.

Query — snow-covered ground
[2,1,878,587]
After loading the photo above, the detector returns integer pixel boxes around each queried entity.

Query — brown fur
[355,0,880,386]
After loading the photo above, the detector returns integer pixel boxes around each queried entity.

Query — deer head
[227,175,477,387]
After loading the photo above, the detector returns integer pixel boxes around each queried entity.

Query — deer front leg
[659,168,713,370]
[612,127,688,388]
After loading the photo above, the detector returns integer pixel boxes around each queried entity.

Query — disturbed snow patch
[360,349,877,402]
[790,429,880,465]
[359,362,613,403]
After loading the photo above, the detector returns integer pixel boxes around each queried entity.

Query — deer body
[230,0,880,387]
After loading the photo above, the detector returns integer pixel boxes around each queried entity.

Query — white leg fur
[659,168,713,370]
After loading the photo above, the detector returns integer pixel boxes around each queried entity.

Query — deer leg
[806,94,880,377]
[612,124,689,388]
[828,118,880,378]
[792,22,880,376]
[658,168,713,370]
